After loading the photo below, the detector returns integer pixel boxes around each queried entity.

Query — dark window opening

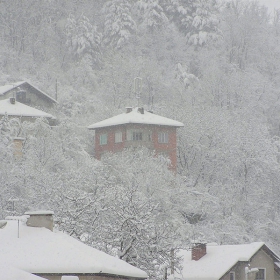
[132,132,142,141]
[255,269,265,280]
[16,91,27,103]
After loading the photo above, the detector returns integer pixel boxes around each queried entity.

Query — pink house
[88,107,184,172]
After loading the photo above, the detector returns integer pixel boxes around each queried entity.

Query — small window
[127,130,143,141]
[148,133,152,141]
[158,132,168,143]
[115,132,122,143]
[256,269,265,280]
[16,91,27,103]
[133,131,142,141]
[230,272,235,280]
[100,134,107,145]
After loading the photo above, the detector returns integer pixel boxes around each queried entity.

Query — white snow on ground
[0,99,55,119]
[172,242,264,280]
[0,219,148,278]
[88,107,184,129]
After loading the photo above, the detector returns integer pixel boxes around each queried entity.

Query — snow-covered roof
[0,81,58,103]
[0,99,55,119]
[25,210,54,215]
[0,263,46,280]
[88,107,184,129]
[173,242,268,280]
[0,219,147,278]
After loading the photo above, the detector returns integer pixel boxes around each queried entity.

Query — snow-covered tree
[86,148,187,279]
[176,63,199,89]
[65,14,102,67]
[221,0,270,69]
[136,0,168,31]
[163,0,220,45]
[0,114,13,157]
[102,0,136,49]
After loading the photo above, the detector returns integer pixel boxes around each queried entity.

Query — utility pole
[55,78,58,101]
[134,77,142,107]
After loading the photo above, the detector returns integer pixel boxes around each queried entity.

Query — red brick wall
[95,126,126,160]
[152,126,177,172]
[94,124,178,172]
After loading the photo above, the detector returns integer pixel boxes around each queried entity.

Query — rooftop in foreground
[0,216,147,279]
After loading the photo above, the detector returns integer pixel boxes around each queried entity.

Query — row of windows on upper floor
[99,131,169,145]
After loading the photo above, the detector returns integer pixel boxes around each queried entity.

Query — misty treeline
[1,0,280,279]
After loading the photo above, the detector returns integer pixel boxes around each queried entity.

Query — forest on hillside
[1,0,280,279]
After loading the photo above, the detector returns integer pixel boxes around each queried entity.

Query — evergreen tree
[163,0,220,45]
[103,0,136,49]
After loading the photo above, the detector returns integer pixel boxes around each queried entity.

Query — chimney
[192,243,207,261]
[13,137,25,158]
[138,107,144,114]
[25,210,54,231]
[126,107,133,113]
[10,97,16,104]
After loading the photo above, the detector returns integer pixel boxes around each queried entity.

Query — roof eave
[88,122,184,130]
[35,273,147,279]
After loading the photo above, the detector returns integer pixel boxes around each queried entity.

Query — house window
[100,134,107,145]
[115,132,122,143]
[230,272,235,280]
[133,131,142,141]
[16,91,27,103]
[255,269,265,280]
[158,132,168,143]
[127,130,143,141]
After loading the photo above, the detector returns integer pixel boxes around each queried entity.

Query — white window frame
[115,131,122,143]
[255,268,266,280]
[158,132,169,143]
[229,271,235,280]
[99,134,107,145]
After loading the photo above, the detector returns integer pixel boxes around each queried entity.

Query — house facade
[88,107,184,172]
[220,248,280,280]
[0,211,148,280]
[173,242,280,280]
[0,81,58,109]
